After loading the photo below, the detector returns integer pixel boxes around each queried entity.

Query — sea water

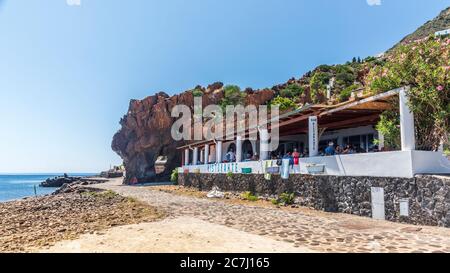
[0,174,95,202]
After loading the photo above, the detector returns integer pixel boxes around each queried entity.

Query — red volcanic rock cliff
[112,83,276,183]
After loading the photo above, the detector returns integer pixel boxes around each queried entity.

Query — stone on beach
[0,186,162,253]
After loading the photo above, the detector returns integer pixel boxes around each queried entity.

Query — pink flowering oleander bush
[366,36,450,150]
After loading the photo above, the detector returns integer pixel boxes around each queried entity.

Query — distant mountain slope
[397,6,450,45]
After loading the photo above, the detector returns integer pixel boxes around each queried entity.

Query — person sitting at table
[251,153,260,161]
[335,145,343,155]
[343,144,355,154]
[225,148,236,162]
[325,142,336,156]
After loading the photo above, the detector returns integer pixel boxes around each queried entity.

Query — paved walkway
[94,179,450,253]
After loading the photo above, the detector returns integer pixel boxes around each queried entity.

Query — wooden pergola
[178,88,399,149]
[277,88,398,137]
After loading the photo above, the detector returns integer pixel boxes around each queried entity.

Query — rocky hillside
[396,6,450,45]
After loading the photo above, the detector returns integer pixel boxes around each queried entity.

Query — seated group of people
[320,142,376,156]
[194,142,377,165]
[222,149,260,163]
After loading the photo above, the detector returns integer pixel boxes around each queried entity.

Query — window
[343,134,375,153]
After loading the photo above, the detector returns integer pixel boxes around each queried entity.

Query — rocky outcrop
[40,176,82,188]
[112,83,276,184]
[53,179,108,195]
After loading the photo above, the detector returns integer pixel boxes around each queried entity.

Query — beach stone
[0,189,162,252]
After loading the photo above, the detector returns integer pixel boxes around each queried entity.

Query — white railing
[180,161,265,174]
[179,151,450,178]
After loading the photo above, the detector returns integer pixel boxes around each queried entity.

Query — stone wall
[178,173,450,228]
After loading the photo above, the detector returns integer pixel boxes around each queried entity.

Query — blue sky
[0,0,449,173]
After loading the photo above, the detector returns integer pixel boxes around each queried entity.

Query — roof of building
[177,87,406,150]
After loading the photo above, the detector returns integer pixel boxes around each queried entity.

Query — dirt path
[42,178,450,253]
[42,217,306,253]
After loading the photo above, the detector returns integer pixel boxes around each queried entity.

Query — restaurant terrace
[177,87,450,178]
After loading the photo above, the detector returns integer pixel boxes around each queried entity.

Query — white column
[308,116,319,157]
[184,149,189,166]
[399,87,416,151]
[260,129,270,160]
[378,131,385,151]
[193,147,199,165]
[204,144,210,164]
[236,136,243,162]
[438,139,444,153]
[216,141,223,163]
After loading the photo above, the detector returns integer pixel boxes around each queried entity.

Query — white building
[435,28,450,36]
[178,87,450,178]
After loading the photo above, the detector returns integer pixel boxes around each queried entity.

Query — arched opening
[242,140,254,161]
[227,143,236,153]
[224,143,237,162]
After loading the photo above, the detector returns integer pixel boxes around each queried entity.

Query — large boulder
[112,85,276,184]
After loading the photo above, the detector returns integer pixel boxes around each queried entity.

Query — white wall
[299,151,414,177]
[412,151,450,175]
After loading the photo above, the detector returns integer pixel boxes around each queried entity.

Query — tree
[279,84,304,99]
[366,36,450,150]
[192,88,203,97]
[220,85,246,109]
[270,96,297,111]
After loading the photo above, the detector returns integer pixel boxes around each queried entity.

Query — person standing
[292,148,300,166]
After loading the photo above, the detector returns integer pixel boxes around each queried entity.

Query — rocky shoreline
[0,184,163,252]
[39,174,108,188]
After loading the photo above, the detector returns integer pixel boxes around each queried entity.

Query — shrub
[338,84,359,102]
[241,191,259,202]
[170,169,179,184]
[364,56,377,62]
[279,84,304,99]
[271,198,280,205]
[226,171,234,179]
[270,96,297,111]
[376,108,401,150]
[365,65,402,94]
[220,85,246,110]
[279,192,295,205]
[366,36,450,150]
[310,71,332,103]
[192,88,203,97]
[316,64,333,72]
[335,65,356,86]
